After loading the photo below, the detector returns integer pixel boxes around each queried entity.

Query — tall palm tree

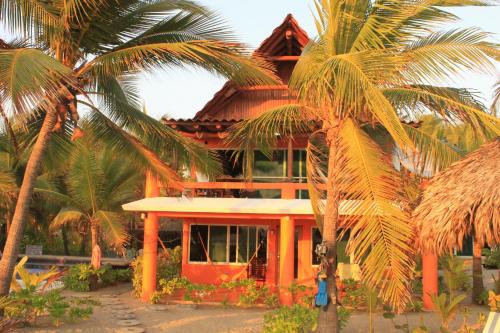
[228,1,499,331]
[0,0,275,297]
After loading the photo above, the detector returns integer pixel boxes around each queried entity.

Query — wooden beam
[270,56,300,61]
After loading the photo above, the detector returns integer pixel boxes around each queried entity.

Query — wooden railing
[180,181,310,199]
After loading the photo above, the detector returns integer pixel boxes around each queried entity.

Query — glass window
[238,226,249,263]
[293,150,307,180]
[229,226,237,262]
[311,228,350,265]
[209,226,228,262]
[189,224,268,264]
[253,150,287,180]
[189,225,208,262]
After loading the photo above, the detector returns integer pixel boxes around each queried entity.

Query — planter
[88,274,99,291]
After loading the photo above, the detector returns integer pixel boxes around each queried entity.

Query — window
[189,224,268,264]
[311,228,350,265]
[292,150,307,181]
[253,150,287,180]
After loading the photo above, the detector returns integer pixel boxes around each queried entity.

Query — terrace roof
[122,197,367,219]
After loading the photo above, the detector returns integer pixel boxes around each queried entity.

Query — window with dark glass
[253,150,287,180]
[189,225,208,262]
[189,224,267,264]
[209,226,228,262]
[292,150,307,181]
[311,228,350,265]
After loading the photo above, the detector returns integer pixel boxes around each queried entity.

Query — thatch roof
[414,138,500,254]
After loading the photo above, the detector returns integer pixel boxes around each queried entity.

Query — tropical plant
[131,246,182,297]
[227,1,499,331]
[431,293,467,331]
[36,130,142,263]
[0,0,275,297]
[9,256,59,293]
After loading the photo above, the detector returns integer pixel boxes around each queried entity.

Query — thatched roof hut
[414,138,500,253]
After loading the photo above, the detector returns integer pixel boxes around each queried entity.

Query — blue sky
[1,1,499,120]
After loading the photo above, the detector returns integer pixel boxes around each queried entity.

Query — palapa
[414,138,500,254]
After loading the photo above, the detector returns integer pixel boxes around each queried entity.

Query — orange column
[422,253,438,310]
[142,171,159,302]
[298,225,312,283]
[279,216,295,305]
[182,221,190,268]
[266,225,278,286]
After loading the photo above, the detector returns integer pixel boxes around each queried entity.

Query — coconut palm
[227,1,499,331]
[0,0,275,296]
[36,132,141,263]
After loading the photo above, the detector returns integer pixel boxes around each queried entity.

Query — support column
[142,171,159,302]
[182,221,190,267]
[266,225,278,286]
[422,253,438,310]
[279,216,295,305]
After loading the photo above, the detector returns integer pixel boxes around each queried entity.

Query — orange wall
[181,218,317,287]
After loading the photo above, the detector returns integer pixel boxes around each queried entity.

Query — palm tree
[0,0,275,297]
[228,1,499,331]
[37,132,141,265]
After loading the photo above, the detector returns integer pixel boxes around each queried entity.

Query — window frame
[188,223,268,265]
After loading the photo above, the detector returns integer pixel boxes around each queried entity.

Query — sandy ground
[16,283,495,333]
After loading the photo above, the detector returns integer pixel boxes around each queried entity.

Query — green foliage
[100,265,131,285]
[262,305,319,333]
[431,293,467,331]
[440,256,471,297]
[62,264,100,292]
[63,263,130,291]
[263,304,351,333]
[341,279,366,309]
[10,256,59,292]
[4,287,93,326]
[483,248,500,269]
[131,247,182,296]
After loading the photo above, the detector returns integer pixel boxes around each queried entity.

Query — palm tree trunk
[472,235,483,303]
[61,226,70,256]
[0,108,58,298]
[317,123,342,333]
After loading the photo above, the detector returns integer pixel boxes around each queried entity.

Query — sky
[139,1,500,120]
[1,1,499,120]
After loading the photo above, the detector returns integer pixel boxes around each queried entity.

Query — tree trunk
[0,108,58,298]
[472,236,483,303]
[317,123,342,333]
[61,226,70,256]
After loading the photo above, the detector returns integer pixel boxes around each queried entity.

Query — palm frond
[84,105,183,190]
[0,48,74,114]
[339,118,414,310]
[93,210,130,251]
[81,40,276,87]
[50,207,84,230]
[402,28,498,83]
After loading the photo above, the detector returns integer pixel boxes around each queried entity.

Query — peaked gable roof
[192,14,310,121]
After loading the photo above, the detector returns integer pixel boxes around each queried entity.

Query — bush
[4,287,93,326]
[483,248,500,269]
[262,304,351,333]
[63,264,131,291]
[131,246,182,296]
[62,264,98,292]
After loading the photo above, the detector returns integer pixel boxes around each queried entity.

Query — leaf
[94,210,130,251]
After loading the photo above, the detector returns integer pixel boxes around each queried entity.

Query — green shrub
[63,264,131,291]
[483,248,500,269]
[263,304,351,333]
[62,264,99,292]
[131,246,182,296]
[4,287,93,326]
[341,279,366,309]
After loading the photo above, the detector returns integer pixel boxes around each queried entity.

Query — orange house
[123,14,439,308]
